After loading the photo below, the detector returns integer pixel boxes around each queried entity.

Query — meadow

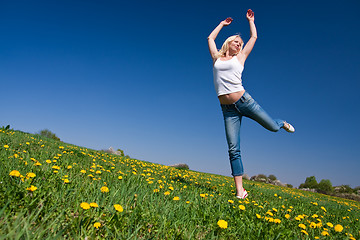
[1,128,359,239]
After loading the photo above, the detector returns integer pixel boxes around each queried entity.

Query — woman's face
[229,37,242,54]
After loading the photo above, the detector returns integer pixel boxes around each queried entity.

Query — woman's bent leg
[235,92,285,132]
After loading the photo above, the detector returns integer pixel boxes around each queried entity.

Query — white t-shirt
[213,56,244,96]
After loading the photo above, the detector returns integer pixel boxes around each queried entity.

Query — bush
[170,163,189,170]
[316,179,333,194]
[334,185,355,194]
[257,174,268,180]
[299,176,318,189]
[117,149,125,156]
[268,175,277,181]
[286,184,293,188]
[37,129,60,141]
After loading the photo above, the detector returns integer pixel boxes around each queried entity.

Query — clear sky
[1,0,360,188]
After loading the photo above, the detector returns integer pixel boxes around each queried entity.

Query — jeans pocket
[241,92,253,103]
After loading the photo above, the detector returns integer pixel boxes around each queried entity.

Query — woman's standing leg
[221,105,246,197]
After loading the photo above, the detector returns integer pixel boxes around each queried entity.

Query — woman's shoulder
[236,53,246,66]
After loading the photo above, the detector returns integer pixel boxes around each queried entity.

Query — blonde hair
[217,35,244,58]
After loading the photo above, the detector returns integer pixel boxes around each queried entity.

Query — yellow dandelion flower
[326,222,334,228]
[301,230,309,235]
[334,224,343,232]
[312,214,318,218]
[80,170,86,173]
[100,186,109,193]
[239,205,245,210]
[90,202,99,208]
[46,160,52,163]
[266,211,273,216]
[67,165,72,169]
[34,162,42,166]
[173,196,180,201]
[217,220,228,229]
[256,214,262,219]
[93,222,101,228]
[9,170,21,177]
[228,200,234,204]
[26,173,36,178]
[4,145,9,148]
[298,223,306,230]
[164,191,170,196]
[153,189,159,193]
[64,179,70,183]
[26,185,37,191]
[118,176,123,180]
[310,222,317,228]
[322,231,330,236]
[285,214,291,219]
[80,202,90,210]
[274,219,281,224]
[200,194,206,198]
[186,201,190,204]
[114,204,123,212]
[321,206,327,212]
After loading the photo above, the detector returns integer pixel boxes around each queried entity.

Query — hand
[221,17,233,26]
[246,9,254,21]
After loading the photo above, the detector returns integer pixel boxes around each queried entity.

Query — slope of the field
[1,128,359,239]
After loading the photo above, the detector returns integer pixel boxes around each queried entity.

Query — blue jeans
[220,91,285,176]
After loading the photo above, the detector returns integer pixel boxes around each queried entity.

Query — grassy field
[1,128,359,239]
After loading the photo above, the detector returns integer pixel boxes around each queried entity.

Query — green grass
[1,128,359,239]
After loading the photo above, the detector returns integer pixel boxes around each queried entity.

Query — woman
[207,9,295,199]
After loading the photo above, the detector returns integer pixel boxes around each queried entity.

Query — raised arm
[241,9,257,60]
[208,18,233,61]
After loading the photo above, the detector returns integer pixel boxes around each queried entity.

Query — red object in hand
[247,9,254,16]
[226,17,233,23]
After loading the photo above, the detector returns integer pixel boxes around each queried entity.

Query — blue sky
[1,0,359,188]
